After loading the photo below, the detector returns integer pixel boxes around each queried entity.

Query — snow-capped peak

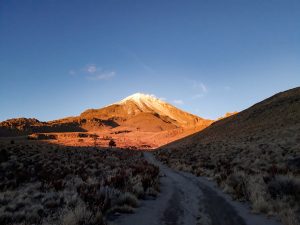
[119,93,162,104]
[116,92,175,117]
[112,92,203,125]
[104,92,204,126]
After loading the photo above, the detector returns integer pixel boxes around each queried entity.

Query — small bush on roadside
[132,182,145,198]
[246,176,270,213]
[117,192,139,208]
[61,201,103,225]
[226,171,249,200]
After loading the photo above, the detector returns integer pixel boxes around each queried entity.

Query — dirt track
[113,152,281,225]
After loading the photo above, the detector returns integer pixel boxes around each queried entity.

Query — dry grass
[61,200,103,225]
[0,140,160,224]
[156,143,300,225]
[116,192,139,208]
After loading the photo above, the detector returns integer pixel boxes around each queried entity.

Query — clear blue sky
[1,0,299,121]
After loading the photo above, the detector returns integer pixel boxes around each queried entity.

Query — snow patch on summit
[117,93,187,123]
[118,93,163,108]
[119,92,158,102]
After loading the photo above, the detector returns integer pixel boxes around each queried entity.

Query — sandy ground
[112,152,282,225]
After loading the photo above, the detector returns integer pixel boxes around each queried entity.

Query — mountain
[0,93,212,139]
[80,93,211,131]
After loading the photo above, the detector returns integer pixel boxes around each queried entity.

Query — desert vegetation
[109,139,116,148]
[156,143,300,225]
[0,140,159,225]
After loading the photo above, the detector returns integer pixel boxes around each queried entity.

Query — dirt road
[113,152,281,225]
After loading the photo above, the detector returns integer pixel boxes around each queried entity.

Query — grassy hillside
[156,87,300,225]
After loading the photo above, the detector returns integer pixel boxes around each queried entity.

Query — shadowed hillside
[156,87,300,225]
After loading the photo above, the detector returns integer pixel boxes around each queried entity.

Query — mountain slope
[156,87,300,225]
[161,87,300,148]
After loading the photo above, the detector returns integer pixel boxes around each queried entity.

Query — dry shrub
[226,171,248,200]
[132,182,145,198]
[145,187,159,197]
[117,192,139,208]
[279,207,299,225]
[247,175,270,213]
[61,201,103,225]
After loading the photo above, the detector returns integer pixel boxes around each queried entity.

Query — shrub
[109,139,116,148]
[226,171,249,200]
[247,175,270,213]
[132,182,145,198]
[61,202,103,225]
[146,187,159,197]
[280,207,299,225]
[117,192,139,208]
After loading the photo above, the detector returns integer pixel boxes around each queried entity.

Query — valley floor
[113,152,282,225]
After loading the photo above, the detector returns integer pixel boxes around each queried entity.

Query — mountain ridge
[0,93,212,137]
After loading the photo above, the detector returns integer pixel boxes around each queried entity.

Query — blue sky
[0,0,299,121]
